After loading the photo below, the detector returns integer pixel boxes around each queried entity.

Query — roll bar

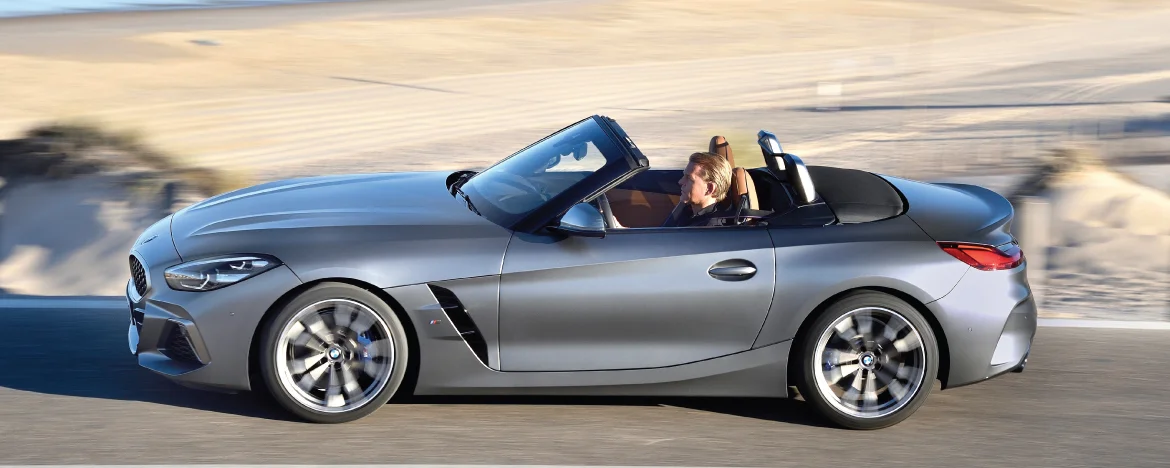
[757,130,817,205]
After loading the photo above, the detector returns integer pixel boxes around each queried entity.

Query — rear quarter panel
[753,214,970,348]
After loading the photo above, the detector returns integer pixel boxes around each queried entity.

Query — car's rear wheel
[260,283,409,423]
[796,291,938,430]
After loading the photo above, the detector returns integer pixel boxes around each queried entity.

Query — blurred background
[0,0,1167,320]
[1,1,1169,466]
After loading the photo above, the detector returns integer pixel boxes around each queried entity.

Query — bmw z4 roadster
[126,115,1036,429]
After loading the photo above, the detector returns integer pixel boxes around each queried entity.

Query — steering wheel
[595,192,619,229]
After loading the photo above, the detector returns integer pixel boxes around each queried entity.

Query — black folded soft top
[807,165,906,224]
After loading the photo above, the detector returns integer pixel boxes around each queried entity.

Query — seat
[605,187,680,228]
[709,135,736,167]
[708,136,757,212]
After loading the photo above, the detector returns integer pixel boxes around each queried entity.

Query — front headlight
[164,255,281,292]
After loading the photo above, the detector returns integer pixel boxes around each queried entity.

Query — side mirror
[551,202,606,238]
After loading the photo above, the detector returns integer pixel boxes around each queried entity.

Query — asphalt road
[0,304,1167,467]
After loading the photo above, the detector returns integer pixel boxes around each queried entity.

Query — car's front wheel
[796,291,939,430]
[260,283,409,423]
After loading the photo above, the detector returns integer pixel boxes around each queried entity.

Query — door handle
[708,260,757,281]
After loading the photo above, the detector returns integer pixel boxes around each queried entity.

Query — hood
[170,171,511,272]
[174,171,487,239]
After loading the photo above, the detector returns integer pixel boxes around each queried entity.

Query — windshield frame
[459,115,648,232]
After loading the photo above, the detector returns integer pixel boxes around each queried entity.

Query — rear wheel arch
[787,286,951,391]
[247,278,420,398]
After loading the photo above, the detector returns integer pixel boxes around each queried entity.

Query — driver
[661,151,733,227]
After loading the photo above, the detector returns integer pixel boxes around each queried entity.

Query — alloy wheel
[274,299,395,413]
[811,306,927,419]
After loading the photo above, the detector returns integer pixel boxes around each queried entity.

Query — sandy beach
[0,0,1168,319]
[2,0,1168,174]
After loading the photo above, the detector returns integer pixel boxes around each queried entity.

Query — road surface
[0,303,1167,467]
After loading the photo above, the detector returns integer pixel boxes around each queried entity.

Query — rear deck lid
[881,176,1016,246]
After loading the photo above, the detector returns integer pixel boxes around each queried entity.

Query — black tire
[260,283,409,423]
[796,291,939,430]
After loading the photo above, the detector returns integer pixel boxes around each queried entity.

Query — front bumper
[127,263,302,392]
[927,262,1037,388]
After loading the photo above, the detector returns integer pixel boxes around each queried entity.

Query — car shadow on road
[0,300,298,422]
[0,300,831,427]
[401,394,833,428]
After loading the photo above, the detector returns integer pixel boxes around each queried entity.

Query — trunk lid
[881,176,1016,246]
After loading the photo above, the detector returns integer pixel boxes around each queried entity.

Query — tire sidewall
[260,283,409,423]
[798,291,939,430]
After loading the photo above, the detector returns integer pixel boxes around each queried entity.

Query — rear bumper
[927,262,1037,388]
[127,264,302,392]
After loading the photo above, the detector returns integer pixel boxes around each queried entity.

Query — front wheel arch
[248,278,420,399]
[787,286,951,392]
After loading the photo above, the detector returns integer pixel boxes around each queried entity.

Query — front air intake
[427,285,489,366]
[160,323,202,364]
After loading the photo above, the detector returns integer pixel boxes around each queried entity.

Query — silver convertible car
[126,115,1036,429]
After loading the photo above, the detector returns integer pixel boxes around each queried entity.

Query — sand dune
[0,0,1167,319]
[0,174,168,296]
[1,0,1168,177]
[1040,166,1170,316]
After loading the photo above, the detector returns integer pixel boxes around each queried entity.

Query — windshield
[459,117,635,229]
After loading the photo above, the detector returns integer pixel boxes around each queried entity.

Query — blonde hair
[688,151,732,202]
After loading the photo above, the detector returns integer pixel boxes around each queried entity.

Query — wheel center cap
[860,352,876,369]
[328,347,343,361]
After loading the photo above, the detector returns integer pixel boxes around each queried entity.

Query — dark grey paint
[882,176,1016,246]
[499,228,776,371]
[131,264,303,391]
[927,263,1036,387]
[124,167,1035,400]
[753,215,970,348]
[392,283,791,397]
[170,172,513,288]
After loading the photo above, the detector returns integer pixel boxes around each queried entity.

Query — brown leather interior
[731,167,758,211]
[709,135,735,167]
[602,136,756,228]
[606,188,681,228]
[709,135,756,212]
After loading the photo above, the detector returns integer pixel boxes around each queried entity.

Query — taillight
[938,242,1024,271]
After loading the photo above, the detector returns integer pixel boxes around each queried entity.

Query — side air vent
[427,285,489,366]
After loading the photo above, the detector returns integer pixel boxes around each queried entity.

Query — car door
[498,226,776,371]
